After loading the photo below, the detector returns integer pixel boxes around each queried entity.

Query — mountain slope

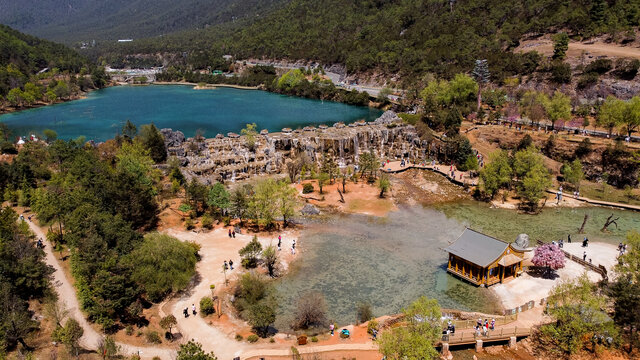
[97,0,640,83]
[0,0,287,42]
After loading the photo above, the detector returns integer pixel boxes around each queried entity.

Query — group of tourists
[183,303,197,318]
[223,259,234,271]
[474,318,496,337]
[618,242,628,257]
[228,228,236,238]
[276,235,297,255]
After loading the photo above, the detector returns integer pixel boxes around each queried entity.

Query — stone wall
[162,111,429,184]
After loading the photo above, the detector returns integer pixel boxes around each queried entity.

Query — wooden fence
[441,326,531,345]
[443,314,518,330]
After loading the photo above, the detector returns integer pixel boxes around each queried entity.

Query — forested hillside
[99,0,640,83]
[0,25,106,110]
[0,0,286,42]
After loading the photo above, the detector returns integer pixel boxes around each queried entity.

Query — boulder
[161,128,186,147]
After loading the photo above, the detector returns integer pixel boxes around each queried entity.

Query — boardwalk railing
[442,314,518,330]
[535,240,608,280]
[441,327,531,345]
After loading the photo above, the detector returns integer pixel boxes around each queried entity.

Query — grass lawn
[578,180,640,206]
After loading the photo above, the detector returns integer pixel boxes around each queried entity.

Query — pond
[0,85,382,141]
[274,202,638,330]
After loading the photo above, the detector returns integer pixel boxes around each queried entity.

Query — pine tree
[472,59,490,111]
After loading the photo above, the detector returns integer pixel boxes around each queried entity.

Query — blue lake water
[0,85,382,141]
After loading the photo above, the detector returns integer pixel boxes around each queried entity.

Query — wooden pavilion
[445,229,526,286]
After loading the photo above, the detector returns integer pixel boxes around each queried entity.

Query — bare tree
[293,292,328,330]
[601,214,619,232]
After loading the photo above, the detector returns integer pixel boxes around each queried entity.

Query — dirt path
[26,219,174,359]
[517,38,640,60]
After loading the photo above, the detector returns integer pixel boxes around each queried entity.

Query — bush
[311,336,318,342]
[178,204,192,213]
[574,138,593,158]
[577,72,599,89]
[293,292,328,330]
[302,183,314,194]
[125,325,134,336]
[184,217,194,230]
[356,302,373,323]
[200,296,215,316]
[585,58,613,74]
[247,334,259,343]
[235,334,243,341]
[269,337,275,343]
[550,62,572,84]
[201,214,213,229]
[145,330,162,344]
[614,59,640,80]
[367,319,379,335]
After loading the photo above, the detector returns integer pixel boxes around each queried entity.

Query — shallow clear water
[0,85,382,141]
[275,202,639,330]
[274,206,502,330]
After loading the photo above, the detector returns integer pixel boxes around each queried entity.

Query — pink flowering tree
[532,243,566,278]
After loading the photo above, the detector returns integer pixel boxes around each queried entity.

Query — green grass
[579,181,640,206]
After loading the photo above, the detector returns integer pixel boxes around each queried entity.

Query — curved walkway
[547,189,640,212]
[25,220,175,359]
[380,161,478,186]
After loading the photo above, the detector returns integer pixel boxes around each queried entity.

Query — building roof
[498,253,522,267]
[445,229,509,267]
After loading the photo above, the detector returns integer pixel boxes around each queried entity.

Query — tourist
[559,239,563,248]
[224,261,228,271]
[583,251,587,261]
[583,237,589,247]
[228,229,232,238]
[229,259,234,270]
[568,234,572,243]
[192,303,197,315]
[329,323,335,336]
[183,307,189,318]
[490,318,495,330]
[232,230,236,238]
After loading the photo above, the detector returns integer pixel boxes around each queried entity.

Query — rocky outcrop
[300,204,321,215]
[164,111,429,183]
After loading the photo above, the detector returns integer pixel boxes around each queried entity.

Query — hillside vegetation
[0,0,286,42]
[0,25,106,110]
[97,0,640,82]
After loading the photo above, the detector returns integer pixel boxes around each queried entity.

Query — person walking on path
[192,304,197,316]
[228,229,232,238]
[568,234,571,243]
[224,261,228,271]
[583,251,587,261]
[229,259,234,270]
[278,236,282,251]
[329,324,335,336]
[232,230,236,238]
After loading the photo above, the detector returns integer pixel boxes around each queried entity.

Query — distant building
[445,229,528,286]
[117,39,133,42]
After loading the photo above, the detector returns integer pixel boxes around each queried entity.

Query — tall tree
[207,182,230,217]
[552,33,570,59]
[543,91,571,130]
[138,123,167,163]
[379,296,442,360]
[472,59,490,111]
[598,95,624,136]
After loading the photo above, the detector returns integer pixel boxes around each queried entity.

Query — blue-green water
[0,85,382,141]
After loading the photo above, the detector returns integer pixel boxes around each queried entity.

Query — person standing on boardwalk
[583,251,587,261]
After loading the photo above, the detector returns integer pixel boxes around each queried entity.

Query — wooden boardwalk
[380,161,479,186]
[440,326,531,346]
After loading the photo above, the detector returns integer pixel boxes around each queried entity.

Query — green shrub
[269,337,275,343]
[550,61,572,84]
[577,72,599,89]
[247,334,259,343]
[145,330,162,344]
[585,58,612,74]
[235,334,243,341]
[311,336,318,342]
[185,217,194,230]
[125,325,134,336]
[356,302,373,323]
[200,296,215,316]
[302,183,314,194]
[178,204,192,213]
[201,214,213,229]
[367,319,379,335]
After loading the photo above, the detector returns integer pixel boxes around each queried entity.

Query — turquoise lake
[0,85,382,141]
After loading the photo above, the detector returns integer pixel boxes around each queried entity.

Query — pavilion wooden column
[500,266,504,283]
